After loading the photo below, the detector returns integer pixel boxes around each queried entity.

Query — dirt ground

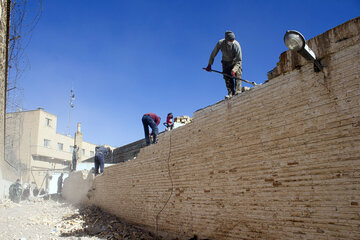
[0,196,160,240]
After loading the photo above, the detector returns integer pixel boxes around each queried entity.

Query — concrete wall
[68,17,360,239]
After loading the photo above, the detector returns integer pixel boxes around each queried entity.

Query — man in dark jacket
[142,113,161,145]
[9,179,22,203]
[94,145,110,176]
[57,173,63,194]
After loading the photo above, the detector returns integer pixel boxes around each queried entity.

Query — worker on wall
[72,144,79,171]
[206,30,242,99]
[94,145,110,176]
[142,113,161,145]
[164,112,174,131]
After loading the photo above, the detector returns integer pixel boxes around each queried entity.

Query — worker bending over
[94,145,110,176]
[142,113,160,145]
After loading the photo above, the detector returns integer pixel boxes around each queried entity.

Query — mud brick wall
[0,0,8,169]
[112,138,146,163]
[87,17,360,239]
[0,0,17,187]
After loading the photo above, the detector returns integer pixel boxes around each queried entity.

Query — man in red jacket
[142,113,161,145]
[165,112,174,131]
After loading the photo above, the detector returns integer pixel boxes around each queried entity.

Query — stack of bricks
[87,17,360,239]
[174,115,192,124]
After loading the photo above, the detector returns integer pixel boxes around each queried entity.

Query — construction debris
[0,198,159,239]
[59,205,159,240]
[0,195,210,239]
[0,198,18,208]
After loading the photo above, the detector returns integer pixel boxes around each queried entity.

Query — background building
[5,108,114,194]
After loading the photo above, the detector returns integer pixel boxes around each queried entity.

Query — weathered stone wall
[84,18,360,239]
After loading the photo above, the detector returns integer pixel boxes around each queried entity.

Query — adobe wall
[62,170,94,205]
[112,138,146,163]
[0,0,17,199]
[84,18,360,239]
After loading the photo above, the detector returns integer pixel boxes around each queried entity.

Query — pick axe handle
[202,68,257,86]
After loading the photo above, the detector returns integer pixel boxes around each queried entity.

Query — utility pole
[67,89,75,136]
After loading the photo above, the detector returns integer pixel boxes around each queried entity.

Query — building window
[90,151,94,156]
[69,146,74,152]
[45,118,52,127]
[44,139,51,148]
[57,143,63,151]
[82,149,85,156]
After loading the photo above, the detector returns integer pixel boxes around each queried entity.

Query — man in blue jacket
[94,145,111,176]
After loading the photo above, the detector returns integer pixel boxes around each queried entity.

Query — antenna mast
[67,89,75,135]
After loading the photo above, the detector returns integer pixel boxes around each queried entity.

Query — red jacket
[144,113,160,126]
[166,115,173,125]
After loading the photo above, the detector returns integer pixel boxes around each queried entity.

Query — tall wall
[0,0,16,198]
[84,18,360,239]
[112,138,146,163]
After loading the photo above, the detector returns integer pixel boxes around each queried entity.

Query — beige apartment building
[5,108,109,191]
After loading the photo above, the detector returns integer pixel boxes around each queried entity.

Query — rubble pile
[59,205,160,240]
[0,198,17,208]
[0,198,77,239]
[0,197,208,239]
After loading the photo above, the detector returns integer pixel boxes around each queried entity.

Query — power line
[155,132,174,239]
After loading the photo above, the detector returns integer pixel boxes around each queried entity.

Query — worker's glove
[232,71,236,77]
[206,65,211,72]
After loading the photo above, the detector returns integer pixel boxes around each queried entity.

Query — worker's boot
[224,77,235,99]
[235,79,242,95]
[225,89,233,99]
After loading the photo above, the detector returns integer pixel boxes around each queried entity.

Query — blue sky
[15,0,359,147]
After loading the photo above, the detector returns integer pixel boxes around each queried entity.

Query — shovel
[202,68,257,86]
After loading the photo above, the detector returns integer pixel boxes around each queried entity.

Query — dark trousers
[57,183,62,194]
[72,158,77,171]
[94,154,104,175]
[142,115,158,144]
[222,61,242,95]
